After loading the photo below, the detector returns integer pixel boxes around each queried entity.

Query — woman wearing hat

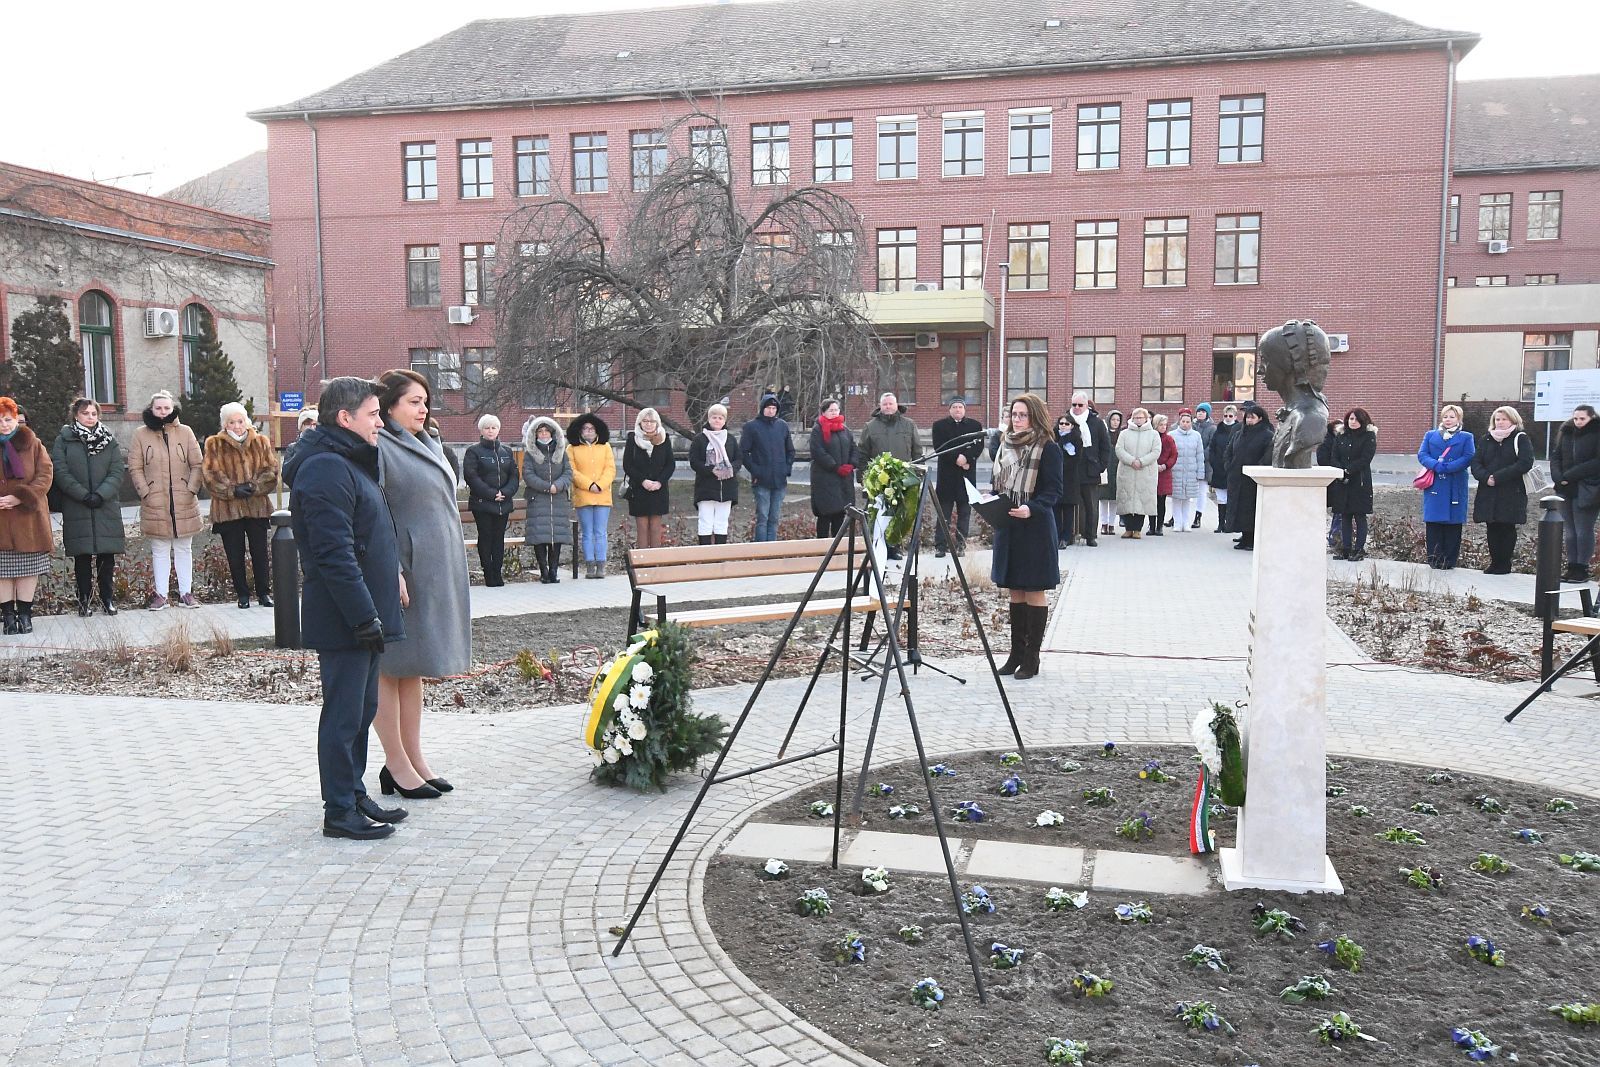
[568,413,616,577]
[0,396,54,634]
[203,401,280,608]
[1168,409,1209,533]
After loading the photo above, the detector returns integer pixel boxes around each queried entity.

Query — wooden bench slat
[466,537,528,548]
[628,538,841,566]
[633,553,853,586]
[1551,618,1600,636]
[666,597,896,628]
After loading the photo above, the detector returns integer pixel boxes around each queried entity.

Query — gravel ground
[706,746,1600,1067]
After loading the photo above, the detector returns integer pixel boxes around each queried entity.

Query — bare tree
[491,112,880,438]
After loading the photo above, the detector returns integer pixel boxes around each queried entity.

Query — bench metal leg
[1506,633,1600,722]
[1584,588,1596,618]
[627,590,643,643]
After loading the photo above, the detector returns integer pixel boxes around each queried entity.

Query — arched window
[181,303,213,394]
[79,291,116,404]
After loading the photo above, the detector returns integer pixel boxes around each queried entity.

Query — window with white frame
[1214,214,1260,284]
[1141,335,1184,403]
[458,139,493,199]
[814,119,853,182]
[877,116,917,179]
[1448,194,1459,243]
[1528,191,1562,240]
[1007,223,1048,290]
[1142,217,1188,287]
[1478,193,1510,242]
[1474,275,1509,287]
[1522,332,1572,401]
[1526,274,1558,285]
[751,122,790,185]
[940,336,982,408]
[942,112,984,177]
[462,243,496,307]
[631,129,667,192]
[1006,338,1048,404]
[1146,99,1191,167]
[1072,336,1115,405]
[691,125,729,178]
[1218,95,1264,163]
[406,245,440,307]
[1076,104,1120,169]
[1075,220,1117,289]
[514,136,550,196]
[877,228,917,292]
[1211,334,1255,402]
[572,133,608,193]
[941,225,983,290]
[1008,108,1051,174]
[403,142,437,201]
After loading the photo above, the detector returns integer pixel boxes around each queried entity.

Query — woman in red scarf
[808,398,859,538]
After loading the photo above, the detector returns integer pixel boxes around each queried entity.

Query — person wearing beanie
[128,390,204,609]
[931,396,984,557]
[1168,409,1209,533]
[739,393,794,542]
[1190,402,1215,529]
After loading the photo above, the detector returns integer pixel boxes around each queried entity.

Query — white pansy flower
[631,661,654,684]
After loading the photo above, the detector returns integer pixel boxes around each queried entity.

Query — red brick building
[252,0,1474,443]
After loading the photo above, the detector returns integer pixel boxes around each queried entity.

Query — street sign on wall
[1533,370,1600,423]
[278,391,304,413]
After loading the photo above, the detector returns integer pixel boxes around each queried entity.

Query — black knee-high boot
[548,544,562,582]
[1014,605,1048,680]
[533,543,550,582]
[1,602,16,636]
[996,603,1026,676]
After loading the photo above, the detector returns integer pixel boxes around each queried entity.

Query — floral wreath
[1190,701,1246,854]
[863,453,923,547]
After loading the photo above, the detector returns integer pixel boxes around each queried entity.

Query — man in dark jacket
[858,392,920,559]
[931,396,984,556]
[285,377,408,841]
[739,393,795,541]
[1068,392,1109,546]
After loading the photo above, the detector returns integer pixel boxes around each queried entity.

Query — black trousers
[934,479,972,550]
[472,509,510,583]
[1339,513,1369,555]
[1484,522,1518,570]
[217,517,271,598]
[73,553,116,601]
[816,512,845,539]
[1425,521,1464,568]
[317,647,381,816]
[1075,484,1100,542]
[1149,496,1168,532]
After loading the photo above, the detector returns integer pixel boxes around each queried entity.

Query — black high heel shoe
[426,778,454,793]
[379,766,442,799]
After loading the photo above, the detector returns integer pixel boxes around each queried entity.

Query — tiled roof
[164,151,271,220]
[0,161,270,262]
[250,0,1470,120]
[1454,75,1600,173]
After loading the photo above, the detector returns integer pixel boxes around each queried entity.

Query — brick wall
[1446,168,1600,287]
[265,46,1454,444]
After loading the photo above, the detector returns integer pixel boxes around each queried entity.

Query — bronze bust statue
[1258,320,1332,468]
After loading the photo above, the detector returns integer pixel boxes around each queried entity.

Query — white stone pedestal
[1218,465,1345,895]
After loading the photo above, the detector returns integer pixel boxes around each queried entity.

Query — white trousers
[697,500,732,536]
[1099,499,1117,526]
[150,535,194,595]
[1171,493,1199,531]
[1213,487,1229,505]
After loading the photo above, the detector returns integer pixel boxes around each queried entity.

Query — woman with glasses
[1053,413,1083,548]
[989,393,1063,681]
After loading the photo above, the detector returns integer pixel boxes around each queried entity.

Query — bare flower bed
[1327,575,1587,684]
[0,573,1020,713]
[1364,486,1544,573]
[704,745,1600,1066]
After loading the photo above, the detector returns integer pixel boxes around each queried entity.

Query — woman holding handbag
[689,404,741,544]
[1470,406,1534,575]
[1551,404,1600,582]
[622,407,674,550]
[1416,404,1476,569]
[1330,408,1377,561]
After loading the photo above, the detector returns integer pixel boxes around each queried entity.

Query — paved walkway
[5,518,1599,1065]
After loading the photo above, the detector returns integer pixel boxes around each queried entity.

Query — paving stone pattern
[4,524,1598,1064]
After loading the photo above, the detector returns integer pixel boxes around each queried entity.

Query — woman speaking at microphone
[988,392,1063,681]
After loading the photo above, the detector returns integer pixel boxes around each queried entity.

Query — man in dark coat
[858,392,920,559]
[285,376,408,841]
[931,396,984,556]
[739,393,795,541]
[1068,392,1109,546]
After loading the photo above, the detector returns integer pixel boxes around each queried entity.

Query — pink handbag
[1413,444,1451,490]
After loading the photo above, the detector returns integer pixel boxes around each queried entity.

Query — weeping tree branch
[490,107,881,439]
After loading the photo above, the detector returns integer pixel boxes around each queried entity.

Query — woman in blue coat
[1416,403,1476,569]
[990,393,1062,682]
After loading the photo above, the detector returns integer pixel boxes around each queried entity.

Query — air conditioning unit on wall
[911,281,940,292]
[1486,239,1510,254]
[446,305,476,324]
[144,307,179,337]
[915,332,940,349]
[1327,333,1350,354]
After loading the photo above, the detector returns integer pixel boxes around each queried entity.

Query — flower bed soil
[703,746,1600,1066]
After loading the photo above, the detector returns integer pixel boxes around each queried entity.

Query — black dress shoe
[356,795,408,823]
[323,810,395,840]
[238,595,251,609]
[258,593,273,608]
[426,777,454,793]
[77,596,93,617]
[379,766,442,799]
[101,597,118,616]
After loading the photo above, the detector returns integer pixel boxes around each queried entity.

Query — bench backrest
[460,502,528,525]
[627,537,861,586]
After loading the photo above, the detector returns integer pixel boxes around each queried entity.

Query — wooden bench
[460,502,528,549]
[1506,589,1600,722]
[623,538,900,643]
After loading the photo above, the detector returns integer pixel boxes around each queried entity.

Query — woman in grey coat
[522,415,574,584]
[372,368,470,800]
[51,397,127,616]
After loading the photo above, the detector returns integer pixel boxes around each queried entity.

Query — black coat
[932,415,984,493]
[1207,421,1238,489]
[1318,428,1342,507]
[622,433,676,516]
[284,425,405,652]
[462,438,519,517]
[1552,418,1600,510]
[991,438,1064,592]
[1329,426,1377,515]
[688,428,742,505]
[1055,428,1084,489]
[1226,419,1275,535]
[808,423,859,517]
[1471,430,1534,524]
[1077,411,1111,483]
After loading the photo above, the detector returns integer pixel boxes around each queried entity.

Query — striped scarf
[994,427,1047,502]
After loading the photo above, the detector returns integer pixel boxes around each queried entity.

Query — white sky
[1,0,1594,195]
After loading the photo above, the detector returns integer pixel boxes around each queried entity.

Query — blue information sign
[278,391,304,412]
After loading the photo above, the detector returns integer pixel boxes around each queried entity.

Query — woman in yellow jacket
[567,413,615,578]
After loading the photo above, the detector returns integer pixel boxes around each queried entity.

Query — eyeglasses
[1071,402,1087,408]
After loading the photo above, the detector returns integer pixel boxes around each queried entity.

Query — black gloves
[353,617,386,653]
[83,492,104,509]
[234,484,255,498]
